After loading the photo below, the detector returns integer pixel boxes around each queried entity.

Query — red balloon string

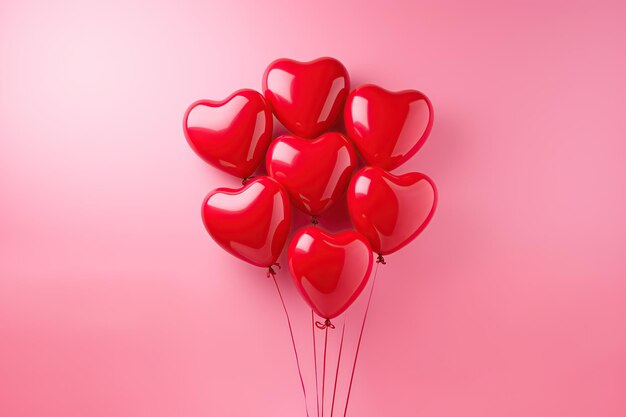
[242,175,255,185]
[342,255,384,417]
[330,321,346,417]
[313,319,334,416]
[270,271,310,417]
[321,322,329,417]
[312,310,321,417]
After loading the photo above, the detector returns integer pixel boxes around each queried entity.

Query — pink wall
[1,1,626,416]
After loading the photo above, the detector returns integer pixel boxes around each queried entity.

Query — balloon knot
[242,176,255,185]
[376,254,386,264]
[311,215,319,225]
[315,319,335,330]
[266,262,281,278]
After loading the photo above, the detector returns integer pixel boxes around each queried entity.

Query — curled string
[315,318,335,330]
[242,175,255,185]
[266,263,281,278]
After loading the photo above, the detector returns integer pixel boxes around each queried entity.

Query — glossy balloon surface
[184,89,273,178]
[347,167,437,255]
[344,84,433,171]
[202,177,291,267]
[266,132,356,216]
[288,227,373,319]
[262,57,350,138]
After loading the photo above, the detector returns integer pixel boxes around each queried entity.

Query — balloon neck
[311,215,319,225]
[376,254,386,264]
[266,262,281,278]
[315,318,335,330]
[242,176,255,185]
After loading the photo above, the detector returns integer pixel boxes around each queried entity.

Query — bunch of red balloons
[183,57,437,323]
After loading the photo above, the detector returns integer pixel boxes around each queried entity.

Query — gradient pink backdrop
[2,0,626,416]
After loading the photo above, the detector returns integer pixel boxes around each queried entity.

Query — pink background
[1,0,626,416]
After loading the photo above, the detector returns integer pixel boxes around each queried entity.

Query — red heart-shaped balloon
[344,84,433,171]
[266,132,356,217]
[202,177,291,267]
[262,57,350,138]
[288,227,373,319]
[184,89,273,178]
[347,167,437,255]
